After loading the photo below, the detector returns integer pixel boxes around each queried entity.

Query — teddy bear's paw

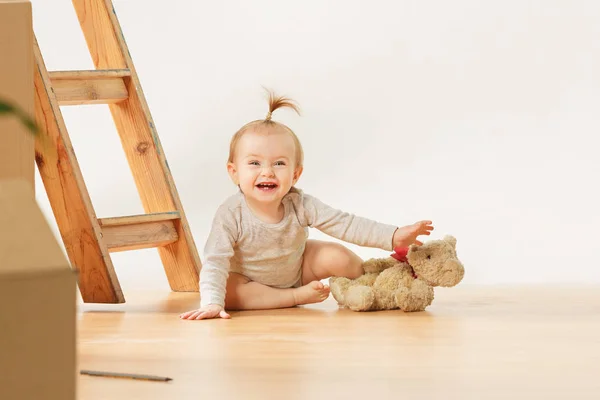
[394,282,433,312]
[411,279,435,309]
[329,277,350,305]
[394,287,413,311]
[345,286,375,312]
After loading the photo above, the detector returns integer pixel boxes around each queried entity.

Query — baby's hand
[179,304,231,320]
[392,220,434,248]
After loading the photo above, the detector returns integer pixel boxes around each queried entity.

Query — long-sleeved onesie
[199,187,398,307]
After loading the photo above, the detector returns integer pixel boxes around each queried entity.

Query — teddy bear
[329,235,465,312]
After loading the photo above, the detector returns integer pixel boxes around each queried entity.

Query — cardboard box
[0,0,35,191]
[0,179,77,400]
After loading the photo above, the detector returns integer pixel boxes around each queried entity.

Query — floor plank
[76,285,600,399]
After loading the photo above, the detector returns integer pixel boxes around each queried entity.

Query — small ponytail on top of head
[228,88,304,168]
[263,87,301,122]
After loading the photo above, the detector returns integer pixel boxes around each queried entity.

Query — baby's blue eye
[274,161,286,166]
[249,161,260,166]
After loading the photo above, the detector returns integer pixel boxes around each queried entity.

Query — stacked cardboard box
[1,1,77,399]
[0,180,77,400]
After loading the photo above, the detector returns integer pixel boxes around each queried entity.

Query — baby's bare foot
[293,281,330,305]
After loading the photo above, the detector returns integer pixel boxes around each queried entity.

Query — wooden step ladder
[32,0,201,303]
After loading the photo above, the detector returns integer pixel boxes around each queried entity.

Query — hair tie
[265,111,272,121]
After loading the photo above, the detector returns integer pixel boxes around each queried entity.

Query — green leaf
[0,101,16,114]
[0,99,39,136]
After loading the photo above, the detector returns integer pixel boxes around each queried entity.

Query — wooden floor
[76,285,600,400]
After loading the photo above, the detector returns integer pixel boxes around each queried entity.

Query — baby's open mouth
[256,182,278,191]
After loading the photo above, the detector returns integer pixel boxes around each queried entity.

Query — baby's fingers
[179,309,200,319]
[418,221,433,234]
[415,220,433,228]
[194,311,216,320]
[197,310,232,320]
[180,309,215,320]
[179,306,229,320]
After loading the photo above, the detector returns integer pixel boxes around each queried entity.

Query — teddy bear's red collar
[391,247,409,263]
[391,247,418,279]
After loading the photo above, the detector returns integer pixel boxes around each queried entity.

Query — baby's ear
[227,162,239,184]
[293,165,304,182]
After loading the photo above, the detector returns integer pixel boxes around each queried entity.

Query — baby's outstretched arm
[302,193,433,251]
[302,194,398,250]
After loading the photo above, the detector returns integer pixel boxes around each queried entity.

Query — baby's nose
[261,166,275,176]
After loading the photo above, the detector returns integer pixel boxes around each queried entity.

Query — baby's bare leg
[301,240,364,284]
[224,272,329,310]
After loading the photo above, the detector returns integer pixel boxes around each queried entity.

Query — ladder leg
[72,0,201,291]
[33,35,124,303]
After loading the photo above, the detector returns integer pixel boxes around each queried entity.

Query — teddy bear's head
[407,235,464,287]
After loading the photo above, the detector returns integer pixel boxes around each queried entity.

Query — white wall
[30,0,600,292]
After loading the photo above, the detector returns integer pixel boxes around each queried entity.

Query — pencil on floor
[80,369,172,382]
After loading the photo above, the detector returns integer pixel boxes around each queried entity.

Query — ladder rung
[98,212,180,252]
[48,69,131,106]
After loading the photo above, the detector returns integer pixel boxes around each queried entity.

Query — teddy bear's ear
[444,235,457,247]
[409,243,419,252]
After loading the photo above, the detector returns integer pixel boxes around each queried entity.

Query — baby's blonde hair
[228,89,303,168]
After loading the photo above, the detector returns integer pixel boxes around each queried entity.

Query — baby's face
[228,129,301,205]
